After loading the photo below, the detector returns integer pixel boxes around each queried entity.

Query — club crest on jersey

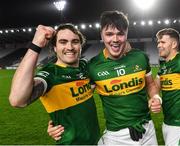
[133,65,142,72]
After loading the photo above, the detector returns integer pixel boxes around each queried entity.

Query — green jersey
[35,60,100,145]
[88,48,151,131]
[158,53,180,126]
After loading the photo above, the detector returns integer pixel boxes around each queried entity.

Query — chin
[66,59,78,65]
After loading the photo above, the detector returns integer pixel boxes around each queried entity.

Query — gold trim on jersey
[95,70,146,96]
[160,73,180,90]
[55,63,67,68]
[40,79,93,113]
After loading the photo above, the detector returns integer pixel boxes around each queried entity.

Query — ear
[54,46,57,53]
[172,40,178,49]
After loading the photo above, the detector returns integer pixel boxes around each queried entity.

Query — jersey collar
[103,48,109,59]
[55,63,67,68]
[168,52,179,61]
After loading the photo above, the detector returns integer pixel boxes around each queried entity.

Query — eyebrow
[58,38,80,42]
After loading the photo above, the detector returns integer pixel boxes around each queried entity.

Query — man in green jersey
[156,28,180,146]
[47,11,162,145]
[9,23,100,145]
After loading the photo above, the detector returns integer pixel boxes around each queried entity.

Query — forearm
[154,76,161,91]
[9,25,55,107]
[9,49,39,107]
[146,75,160,98]
[146,75,162,108]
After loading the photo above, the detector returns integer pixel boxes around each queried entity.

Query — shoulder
[88,52,102,65]
[130,48,147,57]
[176,53,180,67]
[36,63,55,78]
[127,49,149,63]
[80,58,88,66]
[79,58,89,70]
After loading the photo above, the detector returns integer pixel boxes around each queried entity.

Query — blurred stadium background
[1,0,180,144]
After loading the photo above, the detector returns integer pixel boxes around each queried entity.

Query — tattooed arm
[9,25,54,108]
[26,79,45,106]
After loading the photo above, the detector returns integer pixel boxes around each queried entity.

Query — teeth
[112,44,119,47]
[65,52,74,55]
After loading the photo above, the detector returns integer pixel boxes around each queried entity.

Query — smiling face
[54,29,82,67]
[101,25,128,60]
[157,34,178,61]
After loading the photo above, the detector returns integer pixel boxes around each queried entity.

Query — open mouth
[111,44,121,52]
[65,52,76,57]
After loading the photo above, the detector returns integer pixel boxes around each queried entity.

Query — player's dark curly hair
[51,23,86,47]
[100,10,129,32]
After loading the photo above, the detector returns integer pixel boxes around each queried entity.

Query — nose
[157,43,161,49]
[112,35,119,42]
[66,42,73,50]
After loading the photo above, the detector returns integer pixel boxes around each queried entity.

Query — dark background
[1,0,180,29]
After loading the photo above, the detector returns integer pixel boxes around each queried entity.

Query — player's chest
[91,60,146,81]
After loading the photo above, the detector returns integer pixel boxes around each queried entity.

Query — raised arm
[9,25,55,107]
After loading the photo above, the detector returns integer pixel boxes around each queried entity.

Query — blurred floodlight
[133,22,137,25]
[148,20,153,25]
[89,24,92,28]
[54,25,58,30]
[54,0,66,11]
[133,0,156,10]
[81,24,86,29]
[157,20,161,24]
[141,21,146,26]
[28,28,32,32]
[95,23,100,28]
[173,19,177,23]
[164,19,170,25]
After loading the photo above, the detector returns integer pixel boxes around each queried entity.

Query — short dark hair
[51,23,86,46]
[156,28,180,43]
[100,10,129,31]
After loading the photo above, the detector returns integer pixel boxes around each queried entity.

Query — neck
[110,47,132,60]
[165,50,178,62]
[55,60,79,68]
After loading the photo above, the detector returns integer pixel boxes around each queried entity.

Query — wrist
[28,42,42,54]
[153,94,162,104]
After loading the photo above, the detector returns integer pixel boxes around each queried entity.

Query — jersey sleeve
[35,67,54,93]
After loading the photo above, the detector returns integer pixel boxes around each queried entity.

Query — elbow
[9,95,26,108]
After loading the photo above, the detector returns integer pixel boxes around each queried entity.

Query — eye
[59,40,68,45]
[117,31,125,36]
[72,39,80,44]
[105,32,113,36]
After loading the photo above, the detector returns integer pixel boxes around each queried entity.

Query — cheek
[121,36,127,42]
[103,38,111,44]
